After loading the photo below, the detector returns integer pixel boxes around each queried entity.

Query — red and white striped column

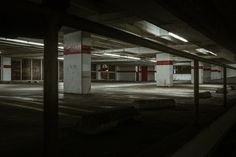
[1,56,11,81]
[63,31,91,94]
[156,53,173,86]
[191,61,204,84]
[211,65,222,80]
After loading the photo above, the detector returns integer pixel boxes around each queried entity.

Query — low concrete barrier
[75,106,140,134]
[230,85,235,90]
[215,88,228,94]
[171,105,236,157]
[133,99,176,110]
[199,91,212,99]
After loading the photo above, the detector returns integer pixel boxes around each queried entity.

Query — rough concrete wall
[116,65,136,81]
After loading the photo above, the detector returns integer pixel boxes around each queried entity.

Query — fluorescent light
[0,37,63,50]
[183,50,190,53]
[93,54,103,57]
[123,56,141,60]
[150,59,156,63]
[168,32,188,42]
[102,53,141,60]
[58,46,64,50]
[103,53,121,57]
[57,57,64,60]
[196,48,217,56]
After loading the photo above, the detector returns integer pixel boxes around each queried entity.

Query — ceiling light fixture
[168,32,188,42]
[57,57,64,60]
[196,48,217,56]
[103,53,121,57]
[93,54,103,57]
[0,37,63,50]
[123,56,141,60]
[149,59,156,63]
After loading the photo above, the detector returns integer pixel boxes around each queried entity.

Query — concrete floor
[0,82,235,157]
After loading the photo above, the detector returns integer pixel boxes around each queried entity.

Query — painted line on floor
[0,97,93,113]
[0,101,81,119]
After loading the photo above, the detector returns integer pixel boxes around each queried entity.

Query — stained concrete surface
[0,82,235,157]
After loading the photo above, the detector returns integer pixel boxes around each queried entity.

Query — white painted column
[203,64,211,83]
[30,59,33,82]
[40,59,43,80]
[96,64,101,80]
[191,61,203,84]
[64,31,91,94]
[156,53,173,86]
[1,57,11,81]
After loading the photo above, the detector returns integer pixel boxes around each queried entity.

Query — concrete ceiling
[0,0,235,64]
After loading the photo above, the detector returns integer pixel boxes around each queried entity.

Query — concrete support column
[43,18,59,157]
[211,65,222,81]
[64,31,91,94]
[30,59,33,82]
[223,66,227,107]
[156,53,173,86]
[194,60,199,124]
[96,64,102,80]
[191,61,203,84]
[1,57,11,81]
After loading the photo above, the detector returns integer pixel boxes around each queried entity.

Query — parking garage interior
[1,1,236,157]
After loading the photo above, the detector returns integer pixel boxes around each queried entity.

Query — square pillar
[156,53,173,86]
[1,57,11,81]
[64,31,91,94]
[191,61,203,84]
[96,64,102,80]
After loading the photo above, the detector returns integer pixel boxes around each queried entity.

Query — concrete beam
[1,0,236,70]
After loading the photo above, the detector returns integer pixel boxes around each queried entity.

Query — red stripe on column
[156,60,173,65]
[81,45,91,53]
[64,45,91,55]
[211,69,221,72]
[64,48,81,55]
[203,67,211,71]
[3,65,11,68]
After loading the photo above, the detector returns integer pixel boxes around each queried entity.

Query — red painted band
[156,60,173,65]
[203,67,211,71]
[64,45,91,55]
[3,65,11,68]
[211,69,221,72]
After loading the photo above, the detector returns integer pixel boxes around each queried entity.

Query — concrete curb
[133,99,175,110]
[172,105,236,157]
